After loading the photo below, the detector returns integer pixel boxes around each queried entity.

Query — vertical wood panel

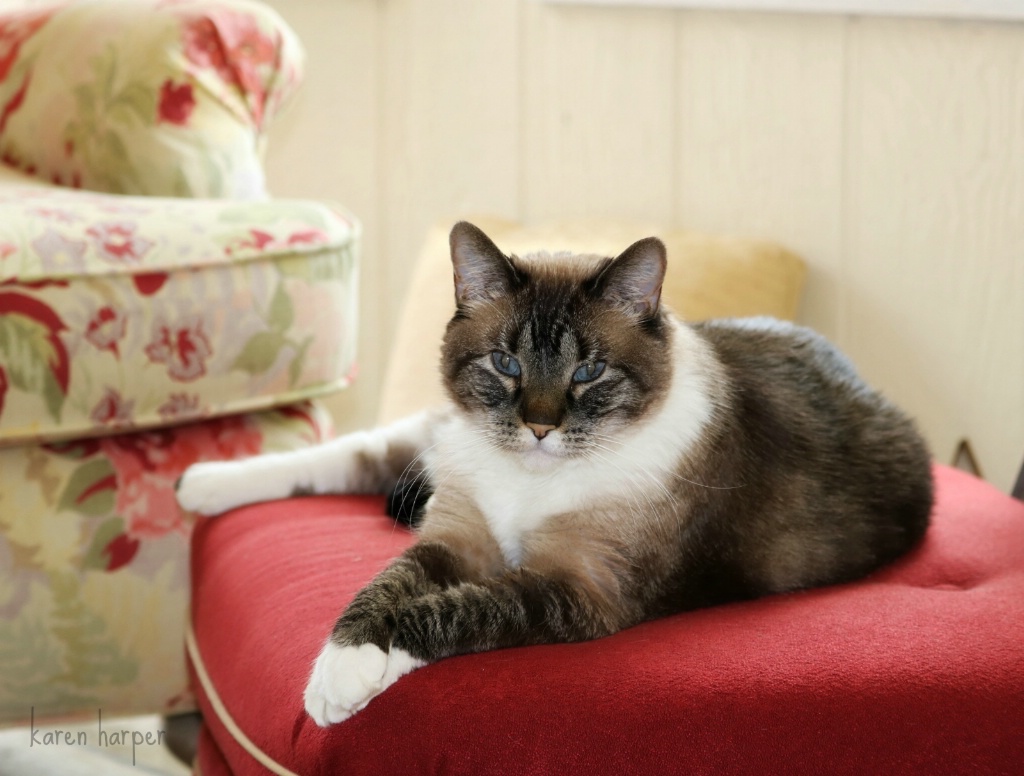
[379,0,521,322]
[262,0,382,431]
[845,17,1024,490]
[674,11,846,337]
[521,3,676,223]
[356,0,522,425]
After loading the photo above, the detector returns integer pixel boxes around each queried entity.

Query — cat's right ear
[591,236,667,320]
[449,222,521,310]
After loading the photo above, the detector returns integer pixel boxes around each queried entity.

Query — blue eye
[492,351,521,377]
[573,361,606,383]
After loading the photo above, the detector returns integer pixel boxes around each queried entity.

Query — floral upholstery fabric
[0,173,360,446]
[0,401,333,720]
[0,0,303,198]
[0,0,361,724]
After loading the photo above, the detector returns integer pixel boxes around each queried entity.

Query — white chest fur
[429,320,717,567]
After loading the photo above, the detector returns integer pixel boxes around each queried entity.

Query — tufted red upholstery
[188,466,1024,775]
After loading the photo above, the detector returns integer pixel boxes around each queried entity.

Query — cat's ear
[593,237,667,319]
[449,221,521,310]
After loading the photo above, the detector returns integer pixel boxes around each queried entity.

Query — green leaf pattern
[232,281,312,386]
[57,459,116,517]
[64,44,156,194]
[232,330,287,376]
[0,312,65,422]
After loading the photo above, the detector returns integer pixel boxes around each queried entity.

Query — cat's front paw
[303,641,425,726]
[176,460,251,516]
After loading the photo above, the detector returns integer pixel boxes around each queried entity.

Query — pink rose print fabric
[145,315,213,382]
[158,392,200,419]
[85,306,126,356]
[182,9,277,126]
[90,387,134,426]
[0,186,359,446]
[32,228,87,274]
[0,402,333,722]
[99,415,262,539]
[87,222,154,264]
[0,0,304,197]
[157,79,195,126]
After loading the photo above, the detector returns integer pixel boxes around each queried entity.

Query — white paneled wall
[674,13,847,338]
[263,0,1023,492]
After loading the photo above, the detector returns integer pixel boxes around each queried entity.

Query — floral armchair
[0,0,359,725]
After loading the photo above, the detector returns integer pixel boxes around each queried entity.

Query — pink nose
[526,422,556,440]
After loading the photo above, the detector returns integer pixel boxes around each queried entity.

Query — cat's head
[441,221,674,466]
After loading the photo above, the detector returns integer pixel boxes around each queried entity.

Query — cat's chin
[517,444,566,470]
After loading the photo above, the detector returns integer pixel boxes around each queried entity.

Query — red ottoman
[187,466,1024,775]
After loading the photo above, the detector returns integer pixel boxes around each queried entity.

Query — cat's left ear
[592,237,667,320]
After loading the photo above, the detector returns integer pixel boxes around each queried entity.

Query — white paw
[175,460,252,516]
[303,641,426,726]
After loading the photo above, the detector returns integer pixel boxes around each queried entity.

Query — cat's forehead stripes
[517,324,578,378]
[524,301,576,359]
[509,252,607,362]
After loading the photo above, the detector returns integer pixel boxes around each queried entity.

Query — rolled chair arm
[0,0,304,199]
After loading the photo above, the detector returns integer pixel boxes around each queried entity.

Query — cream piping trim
[186,623,302,776]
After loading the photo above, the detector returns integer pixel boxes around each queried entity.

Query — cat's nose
[526,422,556,440]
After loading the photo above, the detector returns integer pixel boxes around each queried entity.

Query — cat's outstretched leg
[391,568,620,660]
[305,544,621,726]
[303,541,472,726]
[175,409,439,516]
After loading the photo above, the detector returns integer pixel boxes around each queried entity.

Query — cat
[176,221,933,727]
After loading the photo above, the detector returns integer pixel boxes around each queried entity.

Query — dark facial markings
[441,254,673,455]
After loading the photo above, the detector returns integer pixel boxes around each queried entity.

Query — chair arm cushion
[0,172,360,446]
[0,0,304,198]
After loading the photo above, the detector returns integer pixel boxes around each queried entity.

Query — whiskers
[390,423,497,532]
[390,440,441,528]
[580,445,665,538]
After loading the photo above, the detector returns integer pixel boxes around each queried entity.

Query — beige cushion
[378,217,807,424]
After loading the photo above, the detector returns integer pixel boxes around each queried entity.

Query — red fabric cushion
[189,466,1024,775]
